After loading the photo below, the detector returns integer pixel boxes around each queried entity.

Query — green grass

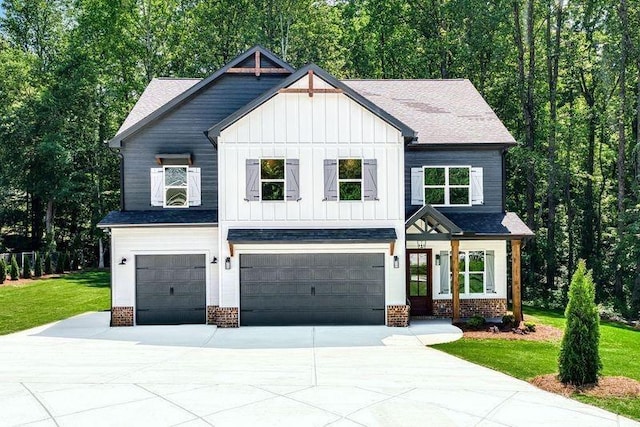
[0,270,110,335]
[432,305,640,420]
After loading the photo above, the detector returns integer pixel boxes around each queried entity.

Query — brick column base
[432,299,507,319]
[212,306,239,328]
[111,307,134,326]
[386,305,410,327]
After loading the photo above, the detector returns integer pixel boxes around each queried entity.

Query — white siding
[110,227,219,312]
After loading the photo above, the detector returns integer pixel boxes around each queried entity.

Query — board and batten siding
[404,148,504,218]
[110,227,219,312]
[120,73,286,211]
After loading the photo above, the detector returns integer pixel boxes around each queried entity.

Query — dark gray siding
[405,148,504,218]
[121,74,285,211]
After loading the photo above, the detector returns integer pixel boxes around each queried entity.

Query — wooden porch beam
[512,239,522,323]
[278,88,343,94]
[228,242,234,257]
[451,240,460,323]
[226,67,291,74]
[389,241,395,256]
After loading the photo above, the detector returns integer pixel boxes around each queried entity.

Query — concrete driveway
[0,312,635,427]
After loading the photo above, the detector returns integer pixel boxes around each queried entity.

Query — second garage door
[240,253,385,326]
[135,254,206,325]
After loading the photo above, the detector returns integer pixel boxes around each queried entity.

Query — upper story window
[150,166,201,208]
[261,159,285,201]
[323,158,378,201]
[164,166,189,207]
[338,159,362,201]
[411,166,483,206]
[246,158,299,202]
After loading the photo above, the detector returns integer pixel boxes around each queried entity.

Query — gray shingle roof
[116,78,201,136]
[344,79,516,145]
[97,210,218,227]
[227,228,397,243]
[443,212,533,237]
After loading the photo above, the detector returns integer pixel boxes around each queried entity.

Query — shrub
[64,251,72,271]
[0,259,6,284]
[55,252,65,274]
[467,315,485,330]
[34,253,43,277]
[44,253,52,275]
[9,255,19,280]
[558,260,601,386]
[502,314,516,328]
[524,321,536,332]
[22,255,32,279]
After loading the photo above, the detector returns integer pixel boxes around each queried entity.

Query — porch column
[451,239,460,323]
[511,239,522,323]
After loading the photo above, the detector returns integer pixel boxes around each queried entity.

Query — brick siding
[213,306,239,328]
[386,304,410,327]
[111,306,134,326]
[431,298,507,319]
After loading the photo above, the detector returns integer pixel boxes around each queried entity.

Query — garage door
[135,254,206,325]
[240,253,385,326]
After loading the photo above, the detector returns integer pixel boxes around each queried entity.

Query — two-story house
[98,46,533,328]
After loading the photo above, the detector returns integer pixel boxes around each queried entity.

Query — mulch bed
[531,374,640,398]
[0,273,65,287]
[458,322,564,342]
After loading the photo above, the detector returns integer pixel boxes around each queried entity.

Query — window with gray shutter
[286,159,300,201]
[150,168,163,206]
[439,251,450,294]
[486,250,495,293]
[323,159,337,201]
[188,167,201,206]
[245,159,260,201]
[411,167,424,205]
[363,159,378,200]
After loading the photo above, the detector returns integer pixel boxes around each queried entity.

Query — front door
[406,249,432,316]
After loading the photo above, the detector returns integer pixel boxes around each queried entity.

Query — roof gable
[109,45,294,148]
[207,64,416,142]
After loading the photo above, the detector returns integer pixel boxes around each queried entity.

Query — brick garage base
[111,306,134,326]
[387,305,410,327]
[432,299,507,319]
[207,306,239,328]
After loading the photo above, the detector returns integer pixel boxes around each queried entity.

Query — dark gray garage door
[240,253,385,326]
[135,254,206,325]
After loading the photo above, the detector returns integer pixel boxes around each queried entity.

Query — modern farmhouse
[98,46,533,327]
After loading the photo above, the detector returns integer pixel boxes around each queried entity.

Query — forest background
[0,0,639,317]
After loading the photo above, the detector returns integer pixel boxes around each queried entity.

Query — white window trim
[163,166,189,208]
[449,250,487,295]
[260,158,286,202]
[338,158,363,202]
[423,166,471,207]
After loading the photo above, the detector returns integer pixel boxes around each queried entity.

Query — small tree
[9,255,19,281]
[22,255,32,279]
[0,259,6,284]
[55,252,65,274]
[44,253,52,275]
[558,260,602,385]
[34,253,43,277]
[64,251,72,271]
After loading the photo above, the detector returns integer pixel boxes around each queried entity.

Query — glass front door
[406,249,432,316]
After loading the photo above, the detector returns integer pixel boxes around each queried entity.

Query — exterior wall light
[211,257,218,264]
[393,256,399,268]
[225,257,231,270]
[119,257,127,265]
[435,254,440,266]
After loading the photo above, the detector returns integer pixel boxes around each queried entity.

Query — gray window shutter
[150,168,163,206]
[245,159,260,201]
[486,250,495,293]
[363,159,378,201]
[411,167,424,205]
[323,159,337,201]
[439,251,450,294]
[286,159,300,201]
[188,167,201,206]
[471,167,484,205]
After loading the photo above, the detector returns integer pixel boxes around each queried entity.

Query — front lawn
[432,306,640,420]
[0,270,110,335]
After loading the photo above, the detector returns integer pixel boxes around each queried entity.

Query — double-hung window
[260,159,285,201]
[424,166,470,206]
[338,159,362,201]
[438,249,495,295]
[164,166,188,208]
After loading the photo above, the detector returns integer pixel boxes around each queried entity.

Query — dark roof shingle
[227,228,397,243]
[98,210,218,227]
